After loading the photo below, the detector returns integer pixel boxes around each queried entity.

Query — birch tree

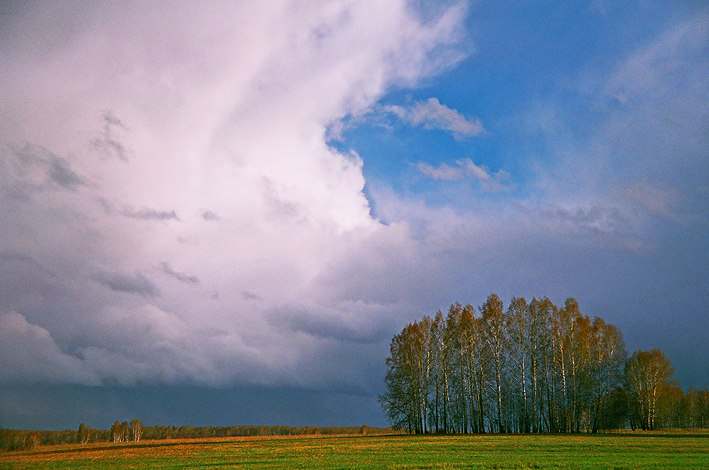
[625,349,673,430]
[481,294,507,433]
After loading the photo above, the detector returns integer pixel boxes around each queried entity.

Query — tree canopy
[381,294,707,434]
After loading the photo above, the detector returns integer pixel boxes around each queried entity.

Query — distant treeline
[380,294,709,434]
[0,424,388,451]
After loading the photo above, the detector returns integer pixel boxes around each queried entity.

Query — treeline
[380,294,709,434]
[0,423,387,451]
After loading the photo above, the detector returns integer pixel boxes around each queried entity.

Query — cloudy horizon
[1,0,707,429]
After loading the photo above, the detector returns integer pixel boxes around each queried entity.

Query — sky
[0,0,707,429]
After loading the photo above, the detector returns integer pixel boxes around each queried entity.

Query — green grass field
[2,432,708,469]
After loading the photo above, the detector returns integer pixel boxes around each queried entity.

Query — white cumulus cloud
[417,158,509,191]
[0,0,468,390]
[384,97,484,138]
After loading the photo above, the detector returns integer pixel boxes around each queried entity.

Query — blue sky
[340,0,708,390]
[343,0,705,204]
[0,0,707,428]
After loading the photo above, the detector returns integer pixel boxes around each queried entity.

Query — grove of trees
[380,294,709,434]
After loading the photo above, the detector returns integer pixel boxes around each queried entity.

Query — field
[1,432,708,469]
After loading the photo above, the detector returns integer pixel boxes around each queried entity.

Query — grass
[1,432,708,469]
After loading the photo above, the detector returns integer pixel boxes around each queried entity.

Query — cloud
[119,207,180,221]
[384,97,483,138]
[201,210,221,221]
[605,12,708,104]
[92,271,160,297]
[242,291,262,301]
[98,198,180,221]
[269,301,396,345]
[0,311,98,385]
[0,0,469,390]
[542,204,635,245]
[160,262,199,285]
[1,143,86,199]
[416,162,462,181]
[0,0,705,399]
[622,183,678,218]
[90,111,129,161]
[417,158,509,190]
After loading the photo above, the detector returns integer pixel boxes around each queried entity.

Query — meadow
[1,432,708,469]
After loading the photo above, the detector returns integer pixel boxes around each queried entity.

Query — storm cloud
[92,271,160,297]
[160,262,199,285]
[0,0,706,429]
[0,0,469,394]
